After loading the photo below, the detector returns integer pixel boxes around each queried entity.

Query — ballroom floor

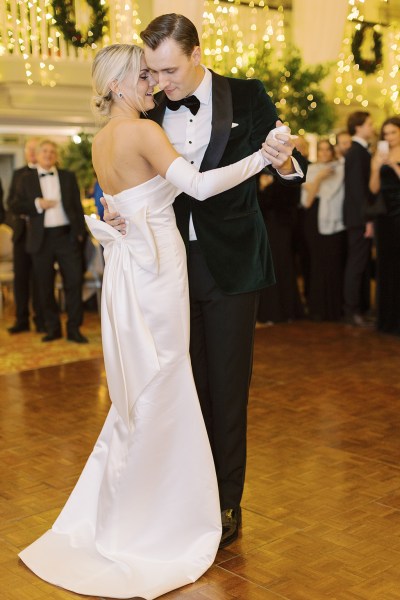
[1,307,400,600]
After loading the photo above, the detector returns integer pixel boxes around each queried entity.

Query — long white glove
[165,150,269,201]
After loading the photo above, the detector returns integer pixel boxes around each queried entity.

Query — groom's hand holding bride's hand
[261,120,296,175]
[101,119,297,230]
[101,197,127,235]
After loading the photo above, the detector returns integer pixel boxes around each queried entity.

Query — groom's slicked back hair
[140,13,200,56]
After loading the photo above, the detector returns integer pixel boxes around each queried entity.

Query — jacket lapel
[58,170,71,216]
[200,71,232,172]
[32,171,43,200]
[148,73,233,171]
[58,169,66,201]
[26,173,45,248]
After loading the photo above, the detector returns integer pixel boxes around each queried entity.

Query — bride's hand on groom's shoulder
[101,197,127,234]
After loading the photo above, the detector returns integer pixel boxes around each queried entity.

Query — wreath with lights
[51,0,108,48]
[351,23,383,75]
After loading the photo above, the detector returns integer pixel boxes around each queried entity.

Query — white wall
[151,0,203,33]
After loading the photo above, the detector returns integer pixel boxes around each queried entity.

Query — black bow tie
[166,95,200,116]
[40,171,54,177]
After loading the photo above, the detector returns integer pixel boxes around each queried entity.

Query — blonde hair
[91,44,145,120]
[36,139,58,154]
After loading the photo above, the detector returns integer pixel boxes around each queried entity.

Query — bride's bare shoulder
[122,120,169,150]
[92,120,167,164]
[99,119,163,141]
[131,118,165,136]
[133,118,164,135]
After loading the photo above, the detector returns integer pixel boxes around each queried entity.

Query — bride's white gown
[19,176,222,599]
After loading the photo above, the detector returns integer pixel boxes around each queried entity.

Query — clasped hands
[38,198,58,210]
[260,119,296,174]
[101,119,296,234]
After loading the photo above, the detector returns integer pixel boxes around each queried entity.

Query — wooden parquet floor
[1,319,400,600]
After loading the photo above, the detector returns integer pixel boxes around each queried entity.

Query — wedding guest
[343,111,375,327]
[335,130,352,160]
[7,138,45,333]
[92,179,104,220]
[293,135,310,160]
[103,12,308,549]
[292,136,311,309]
[369,116,400,336]
[301,140,346,321]
[10,139,88,343]
[257,172,303,323]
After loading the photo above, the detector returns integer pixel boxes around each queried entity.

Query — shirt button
[189,141,192,144]
[191,161,194,164]
[190,119,193,123]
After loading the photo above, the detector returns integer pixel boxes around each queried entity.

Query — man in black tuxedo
[104,13,307,548]
[343,111,375,327]
[7,138,45,333]
[9,139,88,343]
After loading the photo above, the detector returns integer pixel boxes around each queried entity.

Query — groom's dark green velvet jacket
[147,71,307,294]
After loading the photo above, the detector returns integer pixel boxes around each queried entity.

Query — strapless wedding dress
[19,176,221,599]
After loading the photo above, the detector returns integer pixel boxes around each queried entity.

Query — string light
[202,0,286,76]
[0,0,141,86]
[334,0,399,114]
[105,0,140,46]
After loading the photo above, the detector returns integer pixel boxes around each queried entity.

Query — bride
[19,44,274,600]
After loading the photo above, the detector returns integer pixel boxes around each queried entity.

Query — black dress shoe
[67,330,88,344]
[8,323,30,334]
[219,507,242,549]
[42,331,62,342]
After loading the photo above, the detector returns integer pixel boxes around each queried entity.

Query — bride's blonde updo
[91,44,145,120]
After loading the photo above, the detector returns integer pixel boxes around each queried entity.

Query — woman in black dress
[370,116,400,336]
[256,172,304,323]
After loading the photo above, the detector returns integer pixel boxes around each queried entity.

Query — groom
[104,13,307,548]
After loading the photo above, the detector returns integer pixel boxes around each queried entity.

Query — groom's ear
[191,46,201,66]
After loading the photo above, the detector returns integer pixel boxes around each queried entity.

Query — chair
[0,224,14,316]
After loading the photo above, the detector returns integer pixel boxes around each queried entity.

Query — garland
[51,0,108,48]
[351,23,383,75]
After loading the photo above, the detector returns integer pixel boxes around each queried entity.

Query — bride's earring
[118,92,123,98]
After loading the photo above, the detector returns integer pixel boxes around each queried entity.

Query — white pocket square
[231,122,239,128]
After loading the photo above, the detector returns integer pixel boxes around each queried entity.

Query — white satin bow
[84,211,160,429]
[85,206,158,275]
